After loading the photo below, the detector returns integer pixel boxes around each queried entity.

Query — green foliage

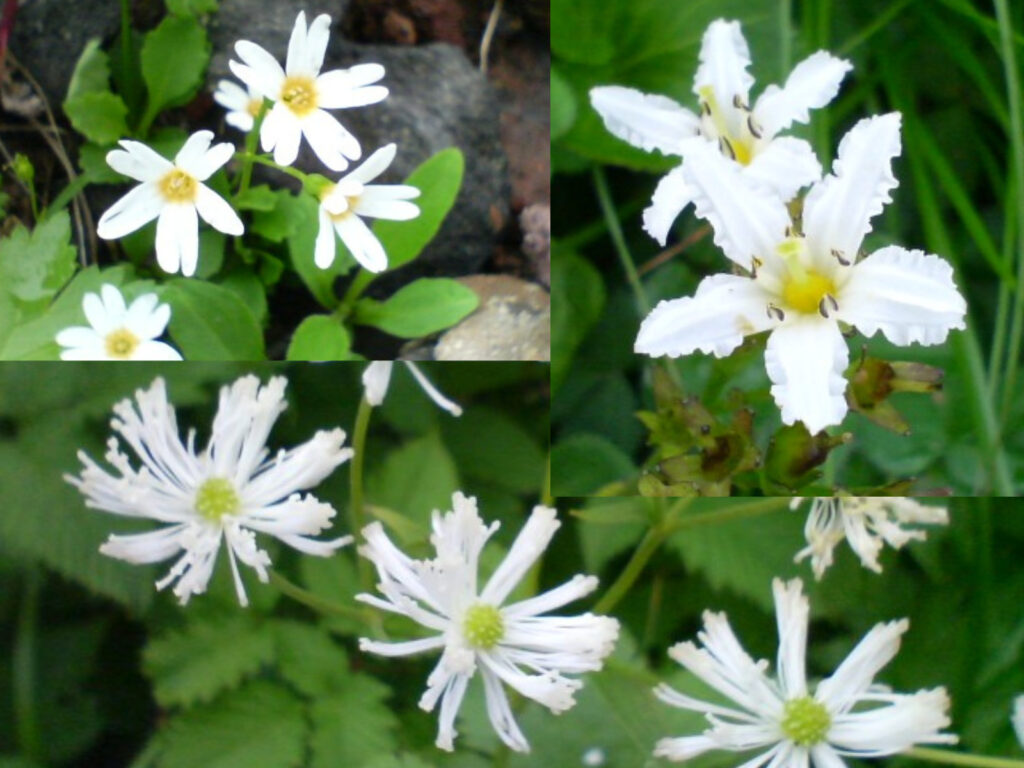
[64,40,130,145]
[166,0,218,15]
[551,433,635,495]
[140,16,210,130]
[308,676,398,768]
[286,315,353,360]
[0,212,77,307]
[355,278,479,338]
[551,247,605,394]
[164,279,266,360]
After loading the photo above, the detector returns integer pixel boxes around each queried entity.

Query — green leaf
[65,91,129,145]
[234,185,278,212]
[164,279,265,360]
[441,407,545,493]
[280,193,346,309]
[309,675,398,768]
[550,66,578,140]
[166,0,218,15]
[551,247,606,394]
[66,39,112,98]
[271,620,351,696]
[286,315,352,360]
[0,211,77,305]
[144,615,275,708]
[218,267,268,325]
[140,16,210,125]
[354,278,478,338]
[552,433,635,495]
[156,681,306,768]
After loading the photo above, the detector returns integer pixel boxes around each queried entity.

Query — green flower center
[158,168,198,204]
[462,603,504,649]
[195,477,241,521]
[781,696,831,746]
[104,328,140,358]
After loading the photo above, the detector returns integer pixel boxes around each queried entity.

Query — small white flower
[655,578,957,765]
[357,493,620,752]
[96,130,244,277]
[315,143,420,272]
[213,79,265,132]
[590,18,851,245]
[362,361,462,416]
[791,497,949,579]
[56,284,182,361]
[230,10,388,171]
[65,375,353,607]
[635,113,967,433]
[1013,695,1024,748]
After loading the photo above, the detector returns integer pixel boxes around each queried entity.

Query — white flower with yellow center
[655,578,956,765]
[635,113,967,433]
[357,493,620,752]
[590,18,851,245]
[791,497,949,579]
[230,11,388,171]
[96,130,244,277]
[362,361,462,416]
[56,284,182,361]
[65,375,353,606]
[213,79,265,132]
[315,143,420,272]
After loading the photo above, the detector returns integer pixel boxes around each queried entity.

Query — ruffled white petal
[743,136,822,201]
[362,361,392,405]
[773,578,809,699]
[480,506,560,604]
[588,86,699,156]
[815,619,908,713]
[753,52,852,138]
[693,19,755,112]
[642,165,693,246]
[828,688,956,755]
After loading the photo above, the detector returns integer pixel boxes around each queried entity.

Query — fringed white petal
[753,52,852,138]
[743,136,822,201]
[828,688,956,755]
[815,620,909,713]
[362,361,393,405]
[588,86,699,156]
[693,19,755,114]
[642,164,694,246]
[480,505,560,604]
[772,578,809,698]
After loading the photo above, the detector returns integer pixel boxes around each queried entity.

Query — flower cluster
[592,18,967,433]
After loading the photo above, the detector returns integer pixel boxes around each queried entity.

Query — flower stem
[592,165,649,316]
[234,101,270,196]
[13,569,41,763]
[349,396,374,591]
[665,497,791,533]
[268,570,367,622]
[907,748,1024,768]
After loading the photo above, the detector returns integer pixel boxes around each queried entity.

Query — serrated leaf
[234,185,278,212]
[65,91,129,144]
[164,279,265,360]
[65,39,112,99]
[309,676,398,768]
[286,315,352,360]
[298,554,365,637]
[0,211,77,305]
[271,620,350,696]
[156,681,306,768]
[354,278,478,338]
[144,615,275,707]
[140,16,210,125]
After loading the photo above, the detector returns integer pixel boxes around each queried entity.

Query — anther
[818,294,838,318]
[767,304,786,322]
[700,100,711,117]
[732,94,748,111]
[747,114,762,139]
[831,248,850,266]
[719,136,736,161]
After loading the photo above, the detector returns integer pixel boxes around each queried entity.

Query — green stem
[13,569,41,763]
[268,570,368,621]
[593,526,667,615]
[43,174,90,221]
[235,101,270,196]
[665,497,791,534]
[541,451,553,507]
[987,181,1016,399]
[907,748,1024,768]
[350,396,374,591]
[592,165,649,316]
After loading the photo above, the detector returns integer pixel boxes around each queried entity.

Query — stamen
[104,328,140,359]
[732,94,746,110]
[767,304,786,322]
[158,169,198,204]
[747,114,762,139]
[195,477,241,522]
[279,75,318,117]
[699,100,711,117]
[719,136,736,161]
[831,248,850,266]
[781,696,831,746]
[463,603,504,649]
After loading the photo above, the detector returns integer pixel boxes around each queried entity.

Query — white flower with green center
[791,497,949,579]
[655,578,957,765]
[314,143,420,272]
[590,18,851,245]
[213,78,265,132]
[96,130,244,277]
[230,10,388,171]
[357,492,620,752]
[635,112,967,433]
[65,375,353,607]
[56,284,182,361]
[362,361,462,416]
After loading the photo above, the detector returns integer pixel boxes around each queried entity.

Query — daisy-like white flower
[590,18,851,245]
[230,11,388,171]
[213,79,265,132]
[791,497,949,579]
[96,130,244,277]
[315,143,420,272]
[362,361,462,416]
[655,578,957,765]
[56,284,182,361]
[357,493,620,752]
[1013,695,1024,748]
[635,113,967,433]
[65,375,353,607]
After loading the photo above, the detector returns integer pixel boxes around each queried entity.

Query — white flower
[635,113,967,433]
[791,497,949,579]
[56,284,182,361]
[65,375,353,607]
[1013,695,1024,748]
[230,10,388,171]
[213,78,265,132]
[590,18,851,245]
[655,578,957,765]
[96,130,244,277]
[362,361,462,416]
[314,143,420,272]
[357,493,620,752]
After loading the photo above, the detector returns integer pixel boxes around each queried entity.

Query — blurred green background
[551,0,1024,496]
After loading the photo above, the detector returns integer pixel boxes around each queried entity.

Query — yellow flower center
[776,237,838,316]
[104,328,140,359]
[195,477,241,522]
[462,603,504,649]
[280,75,318,117]
[781,696,831,746]
[319,185,361,223]
[698,86,756,166]
[158,169,198,204]
[246,98,264,118]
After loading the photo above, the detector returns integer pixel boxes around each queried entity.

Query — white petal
[344,143,396,184]
[354,196,419,221]
[357,183,420,201]
[772,578,809,698]
[100,525,187,564]
[480,505,560,604]
[1012,695,1024,747]
[214,79,249,110]
[185,141,236,182]
[481,669,530,752]
[302,109,361,169]
[59,343,109,360]
[55,326,103,351]
[810,744,849,768]
[195,184,244,236]
[225,111,255,132]
[764,318,849,434]
[155,204,199,276]
[234,40,285,95]
[404,363,462,416]
[100,283,128,319]
[743,137,821,201]
[107,141,173,182]
[335,214,387,272]
[314,206,337,268]
[681,141,789,271]
[835,246,966,346]
[588,86,699,156]
[802,113,902,265]
[753,52,852,138]
[270,114,303,168]
[362,362,393,405]
[693,19,754,109]
[82,291,114,333]
[125,294,168,339]
[174,130,214,174]
[828,688,955,755]
[133,340,184,361]
[635,273,775,358]
[96,182,164,240]
[259,102,287,153]
[642,165,693,246]
[316,74,388,109]
[284,10,308,75]
[815,619,909,712]
[304,14,332,75]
